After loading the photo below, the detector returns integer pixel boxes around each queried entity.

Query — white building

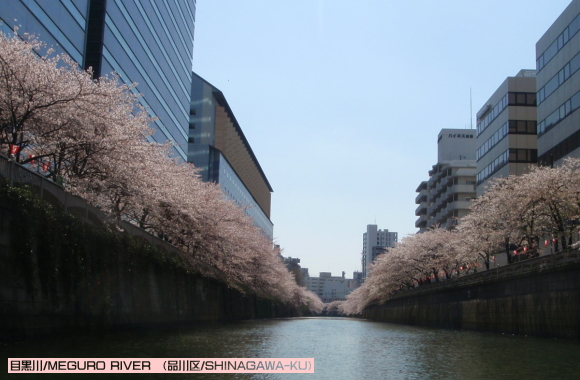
[305,272,360,302]
[362,225,397,279]
[415,129,477,232]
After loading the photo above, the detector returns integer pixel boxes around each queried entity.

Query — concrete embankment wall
[0,189,298,341]
[362,262,580,339]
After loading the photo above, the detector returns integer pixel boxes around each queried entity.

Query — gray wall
[362,262,580,339]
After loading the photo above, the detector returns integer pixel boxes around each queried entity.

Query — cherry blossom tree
[0,29,151,185]
[1,30,325,313]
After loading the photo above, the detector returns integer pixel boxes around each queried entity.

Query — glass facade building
[0,0,196,160]
[189,73,274,239]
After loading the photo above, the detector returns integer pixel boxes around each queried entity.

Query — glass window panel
[544,40,558,63]
[545,77,559,97]
[570,15,580,37]
[517,120,526,133]
[509,150,517,162]
[509,92,517,104]
[516,93,526,104]
[527,93,536,105]
[571,92,580,111]
[571,54,580,74]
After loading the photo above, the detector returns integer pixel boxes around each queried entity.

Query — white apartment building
[415,129,477,232]
[362,225,397,279]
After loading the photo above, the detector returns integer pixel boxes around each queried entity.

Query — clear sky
[191,0,573,277]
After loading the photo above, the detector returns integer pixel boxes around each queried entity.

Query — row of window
[538,127,580,166]
[477,149,538,185]
[109,3,189,118]
[105,18,188,141]
[116,0,190,100]
[102,49,186,160]
[476,92,536,136]
[537,11,580,73]
[477,150,509,185]
[537,89,580,136]
[476,120,537,161]
[538,51,580,105]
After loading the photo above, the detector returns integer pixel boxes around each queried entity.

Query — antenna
[470,88,473,130]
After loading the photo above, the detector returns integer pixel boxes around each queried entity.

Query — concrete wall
[0,190,298,341]
[362,262,580,339]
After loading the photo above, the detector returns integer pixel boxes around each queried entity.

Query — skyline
[192,1,573,277]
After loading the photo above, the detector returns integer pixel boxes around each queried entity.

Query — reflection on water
[2,317,580,379]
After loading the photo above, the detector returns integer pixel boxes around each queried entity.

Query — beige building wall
[475,71,537,196]
[214,105,272,218]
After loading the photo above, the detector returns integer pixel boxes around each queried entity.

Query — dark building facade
[0,0,196,160]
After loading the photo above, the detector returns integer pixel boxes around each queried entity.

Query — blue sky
[192,0,572,277]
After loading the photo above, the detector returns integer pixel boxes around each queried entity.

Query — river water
[2,317,580,379]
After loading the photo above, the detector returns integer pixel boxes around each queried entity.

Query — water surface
[2,317,579,379]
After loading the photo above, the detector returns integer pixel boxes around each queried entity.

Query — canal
[2,317,580,379]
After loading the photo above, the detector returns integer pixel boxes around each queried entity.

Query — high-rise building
[189,73,274,238]
[536,0,580,166]
[475,70,537,195]
[362,224,397,279]
[415,129,477,232]
[0,0,196,160]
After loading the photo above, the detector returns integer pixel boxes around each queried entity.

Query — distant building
[415,129,477,232]
[189,73,274,238]
[283,257,305,286]
[305,272,360,302]
[362,225,397,279]
[536,0,580,166]
[475,70,537,196]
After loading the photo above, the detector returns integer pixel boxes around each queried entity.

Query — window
[188,137,195,143]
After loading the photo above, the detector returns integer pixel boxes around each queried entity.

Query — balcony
[415,189,428,204]
[449,184,475,194]
[415,215,428,228]
[415,203,427,216]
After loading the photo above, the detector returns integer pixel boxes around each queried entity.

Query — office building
[536,0,580,165]
[305,272,360,302]
[475,70,537,195]
[0,0,196,160]
[362,224,397,279]
[415,129,477,232]
[189,73,274,238]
